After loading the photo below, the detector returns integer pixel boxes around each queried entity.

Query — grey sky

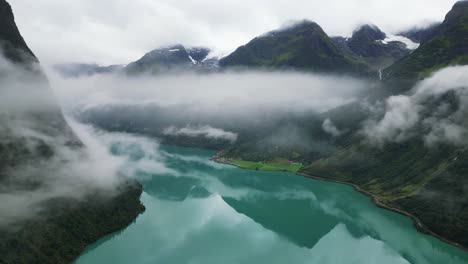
[9,0,458,65]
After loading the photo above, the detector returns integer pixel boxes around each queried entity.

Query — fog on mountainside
[0,53,144,228]
[363,65,468,147]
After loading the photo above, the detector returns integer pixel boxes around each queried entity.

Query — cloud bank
[49,70,371,117]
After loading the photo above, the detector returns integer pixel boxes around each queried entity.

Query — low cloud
[362,95,420,146]
[0,54,175,228]
[362,65,468,147]
[163,125,238,143]
[48,70,372,150]
[0,119,176,227]
[322,118,342,137]
[0,119,122,227]
[48,70,372,118]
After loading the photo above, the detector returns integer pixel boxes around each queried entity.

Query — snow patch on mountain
[381,35,420,50]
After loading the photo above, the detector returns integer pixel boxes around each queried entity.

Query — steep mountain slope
[344,25,411,69]
[0,0,36,64]
[385,0,468,80]
[0,1,144,263]
[219,21,372,76]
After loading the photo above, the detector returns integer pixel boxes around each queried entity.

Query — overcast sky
[9,0,459,65]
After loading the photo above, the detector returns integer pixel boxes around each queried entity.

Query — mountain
[0,1,144,263]
[53,63,123,78]
[385,0,468,80]
[0,0,36,65]
[125,44,217,74]
[342,24,411,69]
[399,23,441,43]
[219,20,373,76]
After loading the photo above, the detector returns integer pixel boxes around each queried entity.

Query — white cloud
[362,65,468,147]
[48,70,370,116]
[8,0,458,65]
[322,118,342,137]
[163,125,238,143]
[363,95,420,146]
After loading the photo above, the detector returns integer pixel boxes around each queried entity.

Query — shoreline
[212,156,468,252]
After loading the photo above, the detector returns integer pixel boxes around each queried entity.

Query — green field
[224,158,302,173]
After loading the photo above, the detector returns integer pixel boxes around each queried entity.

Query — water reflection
[76,145,468,264]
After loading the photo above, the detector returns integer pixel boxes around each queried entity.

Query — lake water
[76,144,468,264]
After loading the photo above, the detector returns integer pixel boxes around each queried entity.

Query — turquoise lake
[76,144,468,264]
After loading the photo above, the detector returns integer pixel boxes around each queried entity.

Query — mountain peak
[0,0,37,64]
[125,44,215,74]
[352,24,386,41]
[454,0,468,7]
[262,20,324,38]
[283,19,321,30]
[337,24,411,68]
[444,0,468,25]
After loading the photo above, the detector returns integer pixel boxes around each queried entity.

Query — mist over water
[48,69,376,151]
[75,140,468,264]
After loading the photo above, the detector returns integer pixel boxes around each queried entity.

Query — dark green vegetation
[0,1,145,263]
[300,140,468,248]
[219,21,412,76]
[0,182,144,264]
[219,21,373,76]
[385,0,468,81]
